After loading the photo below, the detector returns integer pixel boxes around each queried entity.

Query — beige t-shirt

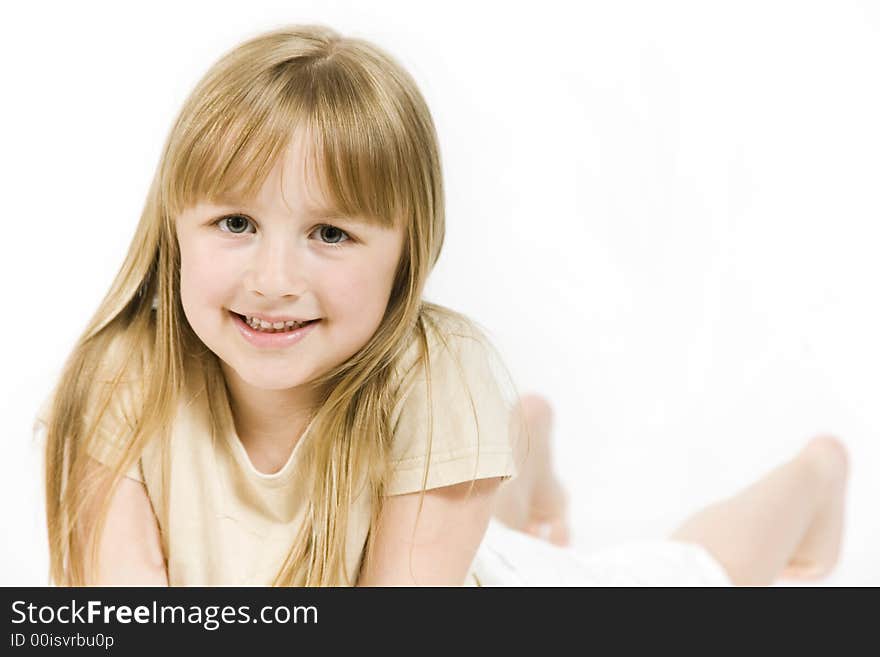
[40,314,519,586]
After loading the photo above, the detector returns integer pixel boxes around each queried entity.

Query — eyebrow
[208,194,365,223]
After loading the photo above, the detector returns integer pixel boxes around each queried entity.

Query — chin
[241,369,311,391]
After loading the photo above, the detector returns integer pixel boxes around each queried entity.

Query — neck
[221,363,319,450]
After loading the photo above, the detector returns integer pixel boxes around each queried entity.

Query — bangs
[163,53,415,230]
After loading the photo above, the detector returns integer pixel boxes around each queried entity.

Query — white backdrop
[2,0,877,585]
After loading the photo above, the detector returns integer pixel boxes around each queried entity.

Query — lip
[229,310,321,349]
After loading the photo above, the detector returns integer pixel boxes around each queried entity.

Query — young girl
[35,24,849,587]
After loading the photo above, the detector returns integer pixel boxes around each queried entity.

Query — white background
[1,0,878,585]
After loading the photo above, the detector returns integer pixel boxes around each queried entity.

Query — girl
[35,24,848,587]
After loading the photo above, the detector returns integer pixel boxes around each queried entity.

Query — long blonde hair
[40,24,528,586]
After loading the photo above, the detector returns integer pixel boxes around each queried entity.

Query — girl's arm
[355,476,504,586]
[80,458,169,586]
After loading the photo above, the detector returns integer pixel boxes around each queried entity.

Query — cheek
[179,242,236,310]
[320,261,393,319]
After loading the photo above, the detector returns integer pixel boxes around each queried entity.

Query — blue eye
[316,224,350,246]
[215,214,254,234]
[213,214,352,247]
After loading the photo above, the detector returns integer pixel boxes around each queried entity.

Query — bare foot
[522,476,571,547]
[493,394,572,547]
[780,435,849,581]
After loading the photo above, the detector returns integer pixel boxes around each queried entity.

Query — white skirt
[470,518,732,586]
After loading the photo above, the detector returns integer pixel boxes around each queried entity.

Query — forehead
[170,110,405,234]
[212,131,328,209]
[203,130,387,228]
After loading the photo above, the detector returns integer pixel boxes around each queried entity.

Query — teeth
[243,314,309,333]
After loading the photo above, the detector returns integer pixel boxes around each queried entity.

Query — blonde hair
[39,24,528,586]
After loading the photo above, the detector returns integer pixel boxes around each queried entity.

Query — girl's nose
[248,238,308,299]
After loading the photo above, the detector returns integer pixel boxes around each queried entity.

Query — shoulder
[35,324,156,484]
[392,304,511,399]
[385,304,519,495]
[36,327,151,428]
[87,328,152,426]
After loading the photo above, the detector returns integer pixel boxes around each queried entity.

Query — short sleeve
[35,331,150,485]
[80,372,146,484]
[386,329,519,496]
[33,384,145,485]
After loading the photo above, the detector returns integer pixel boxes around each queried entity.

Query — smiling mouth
[230,311,321,333]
